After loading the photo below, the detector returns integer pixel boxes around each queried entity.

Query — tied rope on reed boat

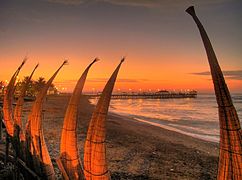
[14,64,39,142]
[3,58,26,137]
[186,6,242,179]
[84,58,125,180]
[27,60,68,179]
[58,58,98,179]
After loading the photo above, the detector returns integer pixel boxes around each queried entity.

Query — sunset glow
[0,2,242,179]
[1,0,241,93]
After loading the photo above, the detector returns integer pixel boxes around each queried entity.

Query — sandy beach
[18,95,220,179]
[2,1,241,179]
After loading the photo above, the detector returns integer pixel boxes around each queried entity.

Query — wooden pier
[86,91,197,99]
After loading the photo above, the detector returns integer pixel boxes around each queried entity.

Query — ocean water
[91,94,242,143]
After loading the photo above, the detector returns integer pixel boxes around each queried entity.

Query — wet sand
[23,95,219,179]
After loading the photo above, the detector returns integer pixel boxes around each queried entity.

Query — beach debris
[58,58,98,179]
[27,60,68,179]
[14,64,39,141]
[84,58,125,180]
[3,58,26,137]
[186,6,242,179]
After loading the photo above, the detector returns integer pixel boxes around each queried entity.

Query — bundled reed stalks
[3,59,26,137]
[14,64,39,142]
[186,6,242,180]
[84,58,124,180]
[27,61,67,179]
[58,58,98,179]
[1,57,126,179]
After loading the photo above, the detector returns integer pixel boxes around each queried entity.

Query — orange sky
[0,52,240,93]
[0,0,241,93]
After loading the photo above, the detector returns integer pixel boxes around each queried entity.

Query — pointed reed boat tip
[94,57,100,62]
[18,58,27,70]
[35,63,39,69]
[23,56,27,63]
[63,60,69,65]
[87,58,99,68]
[121,57,125,63]
[23,55,28,61]
[186,6,195,16]
[31,63,39,75]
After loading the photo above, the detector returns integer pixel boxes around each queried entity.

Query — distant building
[155,90,169,94]
[47,86,59,95]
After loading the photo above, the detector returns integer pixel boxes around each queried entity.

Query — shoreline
[107,111,219,156]
[105,111,219,179]
[112,112,219,143]
[23,95,219,179]
[90,96,219,145]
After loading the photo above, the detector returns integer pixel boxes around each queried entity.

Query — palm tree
[0,81,4,98]
[15,76,35,96]
[34,77,46,95]
[22,76,35,96]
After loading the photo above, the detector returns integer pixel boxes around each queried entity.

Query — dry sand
[22,95,219,180]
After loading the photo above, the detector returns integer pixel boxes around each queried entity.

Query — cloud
[44,0,232,7]
[45,0,158,7]
[100,0,158,8]
[99,0,233,8]
[46,0,85,5]
[190,70,242,80]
